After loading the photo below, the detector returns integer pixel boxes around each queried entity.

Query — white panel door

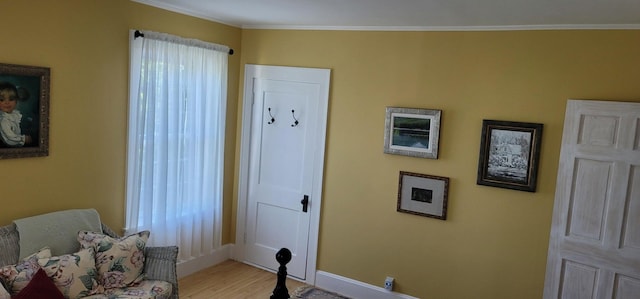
[238,65,330,281]
[544,100,640,299]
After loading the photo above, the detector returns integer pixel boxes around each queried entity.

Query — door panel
[559,260,598,299]
[622,166,640,249]
[615,275,640,298]
[246,79,317,279]
[577,114,619,146]
[239,65,330,281]
[544,100,640,299]
[567,159,611,241]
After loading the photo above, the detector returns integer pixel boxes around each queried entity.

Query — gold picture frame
[397,171,449,220]
[0,63,50,159]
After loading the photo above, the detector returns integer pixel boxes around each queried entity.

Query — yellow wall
[2,1,640,298]
[0,0,241,244]
[238,30,640,298]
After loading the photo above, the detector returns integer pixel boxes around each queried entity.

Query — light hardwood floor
[178,260,308,299]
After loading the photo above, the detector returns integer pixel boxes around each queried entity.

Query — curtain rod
[134,30,234,55]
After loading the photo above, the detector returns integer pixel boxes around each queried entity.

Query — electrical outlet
[384,276,394,291]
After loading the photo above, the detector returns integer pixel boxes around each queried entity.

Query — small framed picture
[0,63,50,159]
[476,120,543,192]
[397,171,449,220]
[384,107,441,159]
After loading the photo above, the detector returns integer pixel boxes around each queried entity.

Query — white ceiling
[133,0,640,30]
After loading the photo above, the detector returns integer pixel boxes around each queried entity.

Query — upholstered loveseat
[0,209,179,299]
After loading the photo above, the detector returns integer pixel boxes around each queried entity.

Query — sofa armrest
[144,246,179,299]
[100,223,121,238]
[100,224,179,298]
[0,223,19,267]
[0,282,10,299]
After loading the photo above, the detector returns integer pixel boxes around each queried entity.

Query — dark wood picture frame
[397,171,449,220]
[0,63,50,159]
[476,120,543,192]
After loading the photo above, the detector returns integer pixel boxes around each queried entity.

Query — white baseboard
[176,244,233,278]
[315,271,419,299]
[178,245,417,299]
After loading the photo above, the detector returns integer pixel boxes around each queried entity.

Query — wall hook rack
[267,108,275,124]
[291,110,299,127]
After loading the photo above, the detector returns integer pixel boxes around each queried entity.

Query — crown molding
[131,0,239,27]
[132,0,640,32]
[241,24,640,31]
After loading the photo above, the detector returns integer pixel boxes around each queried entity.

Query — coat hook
[267,108,275,124]
[291,110,299,127]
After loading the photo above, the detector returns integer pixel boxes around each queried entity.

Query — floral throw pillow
[38,247,102,299]
[0,247,51,294]
[78,230,150,289]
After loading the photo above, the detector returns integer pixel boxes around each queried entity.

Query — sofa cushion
[82,279,172,299]
[38,247,102,299]
[0,247,51,294]
[11,268,65,299]
[78,230,150,289]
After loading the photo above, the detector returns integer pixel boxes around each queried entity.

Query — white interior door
[544,99,640,299]
[236,65,330,282]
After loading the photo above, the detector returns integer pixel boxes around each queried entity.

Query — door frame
[234,64,330,284]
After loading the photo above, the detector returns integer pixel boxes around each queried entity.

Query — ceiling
[133,0,640,30]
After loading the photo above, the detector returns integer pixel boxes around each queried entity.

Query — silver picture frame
[384,107,441,159]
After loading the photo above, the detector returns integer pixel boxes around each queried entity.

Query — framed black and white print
[384,107,441,159]
[476,120,543,192]
[0,63,50,159]
[397,171,449,220]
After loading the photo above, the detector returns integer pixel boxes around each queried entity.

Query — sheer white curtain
[126,30,227,262]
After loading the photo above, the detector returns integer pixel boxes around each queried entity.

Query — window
[126,30,228,261]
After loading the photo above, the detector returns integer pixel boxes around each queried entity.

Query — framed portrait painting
[476,120,543,192]
[0,63,50,159]
[384,107,441,159]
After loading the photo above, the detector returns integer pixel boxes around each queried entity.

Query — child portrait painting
[0,63,49,159]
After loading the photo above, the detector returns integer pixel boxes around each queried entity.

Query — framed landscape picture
[0,63,50,159]
[476,120,543,192]
[383,107,441,159]
[397,171,449,220]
